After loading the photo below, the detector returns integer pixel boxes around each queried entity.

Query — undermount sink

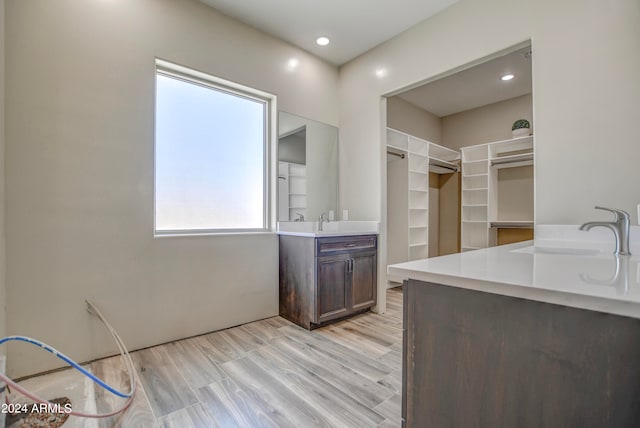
[511,245,602,256]
[320,221,379,233]
[277,221,379,236]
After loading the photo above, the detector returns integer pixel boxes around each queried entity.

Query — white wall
[532,0,640,224]
[339,0,640,312]
[386,155,408,268]
[5,0,338,377]
[305,121,339,220]
[0,0,6,351]
[441,94,533,149]
[387,96,442,144]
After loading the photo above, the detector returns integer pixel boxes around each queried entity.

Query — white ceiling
[397,48,533,117]
[199,0,459,66]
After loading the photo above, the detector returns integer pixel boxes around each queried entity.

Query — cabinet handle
[345,243,357,247]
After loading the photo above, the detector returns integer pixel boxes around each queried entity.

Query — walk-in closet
[385,45,534,284]
[386,129,460,283]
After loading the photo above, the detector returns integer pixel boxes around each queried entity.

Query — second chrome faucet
[318,213,329,231]
[579,206,631,256]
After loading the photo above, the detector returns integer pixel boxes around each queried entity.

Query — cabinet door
[316,256,350,323]
[351,252,377,311]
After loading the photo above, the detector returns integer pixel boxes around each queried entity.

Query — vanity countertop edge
[277,230,379,237]
[388,238,640,319]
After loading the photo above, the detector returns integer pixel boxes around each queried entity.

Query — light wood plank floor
[12,287,403,428]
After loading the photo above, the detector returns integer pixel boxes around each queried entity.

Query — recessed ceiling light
[316,36,330,46]
[501,73,515,81]
[286,58,299,70]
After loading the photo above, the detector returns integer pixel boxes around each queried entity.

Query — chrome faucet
[579,206,631,256]
[318,213,329,231]
[294,212,305,222]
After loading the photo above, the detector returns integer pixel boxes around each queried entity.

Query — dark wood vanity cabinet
[280,234,377,329]
[402,279,640,427]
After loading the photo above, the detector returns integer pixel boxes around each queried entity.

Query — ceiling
[199,0,459,66]
[397,48,533,117]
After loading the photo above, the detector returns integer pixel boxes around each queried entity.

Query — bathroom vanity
[278,222,378,329]
[389,227,640,427]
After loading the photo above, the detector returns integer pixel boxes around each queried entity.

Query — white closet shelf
[463,204,488,207]
[409,188,428,193]
[462,159,488,165]
[462,173,488,178]
[430,146,460,162]
[489,135,533,153]
[491,152,534,168]
[409,143,428,156]
[387,144,408,153]
[409,243,427,248]
[463,220,488,224]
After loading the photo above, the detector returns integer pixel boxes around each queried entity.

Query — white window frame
[154,59,277,236]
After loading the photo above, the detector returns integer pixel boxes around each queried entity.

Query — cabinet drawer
[316,235,377,255]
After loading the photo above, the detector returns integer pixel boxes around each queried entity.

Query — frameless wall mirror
[278,112,338,222]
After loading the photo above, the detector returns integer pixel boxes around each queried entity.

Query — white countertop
[387,226,640,319]
[277,221,379,238]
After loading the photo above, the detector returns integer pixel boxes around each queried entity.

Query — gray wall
[4,0,338,377]
[441,94,533,150]
[339,0,640,313]
[278,132,306,165]
[386,155,408,267]
[387,96,442,144]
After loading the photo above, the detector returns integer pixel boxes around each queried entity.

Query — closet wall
[437,174,460,255]
[387,97,441,143]
[441,94,533,149]
[444,94,534,246]
[387,153,408,266]
[386,93,534,265]
[387,96,460,260]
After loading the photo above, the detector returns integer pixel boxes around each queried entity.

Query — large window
[154,61,275,234]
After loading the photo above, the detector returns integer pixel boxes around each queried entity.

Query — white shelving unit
[461,144,489,251]
[460,135,534,251]
[278,161,307,221]
[408,135,429,261]
[387,128,460,262]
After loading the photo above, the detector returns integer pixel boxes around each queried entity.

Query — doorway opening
[384,43,534,287]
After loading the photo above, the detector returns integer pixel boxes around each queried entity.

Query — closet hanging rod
[429,165,459,174]
[490,221,534,229]
[491,153,534,166]
[387,150,406,159]
[429,158,459,173]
